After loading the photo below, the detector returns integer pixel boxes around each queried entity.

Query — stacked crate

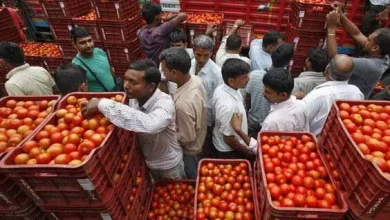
[95,0,142,76]
[286,0,331,76]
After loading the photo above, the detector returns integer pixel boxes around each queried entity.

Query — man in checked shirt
[81,59,186,181]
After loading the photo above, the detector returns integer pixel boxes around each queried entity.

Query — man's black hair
[0,42,25,67]
[262,68,294,95]
[160,47,191,74]
[54,64,87,96]
[70,27,90,43]
[263,31,283,48]
[222,58,250,85]
[307,48,328,72]
[226,35,242,51]
[128,59,161,85]
[169,28,188,43]
[142,2,162,25]
[271,43,294,68]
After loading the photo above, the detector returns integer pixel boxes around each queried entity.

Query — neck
[80,52,93,58]
[227,84,238,91]
[367,52,383,59]
[177,74,191,88]
[226,49,240,54]
[147,22,158,28]
[138,93,153,107]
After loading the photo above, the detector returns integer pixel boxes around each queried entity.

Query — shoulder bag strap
[75,57,110,92]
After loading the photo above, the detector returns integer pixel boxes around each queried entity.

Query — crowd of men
[0,2,389,180]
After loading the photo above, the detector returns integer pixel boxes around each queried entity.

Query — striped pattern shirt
[246,69,270,130]
[98,89,183,170]
[292,71,326,95]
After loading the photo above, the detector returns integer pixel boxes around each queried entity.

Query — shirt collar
[140,88,161,111]
[270,96,296,112]
[314,80,348,89]
[222,84,242,101]
[6,63,29,79]
[173,75,193,102]
[299,71,325,78]
[193,59,214,75]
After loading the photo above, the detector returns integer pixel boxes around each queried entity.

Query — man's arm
[231,113,257,154]
[377,5,390,21]
[339,13,368,47]
[223,136,253,155]
[227,19,244,36]
[326,11,341,58]
[170,12,188,26]
[83,98,172,134]
[176,103,197,146]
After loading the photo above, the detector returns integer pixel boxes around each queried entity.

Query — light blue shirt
[249,39,272,71]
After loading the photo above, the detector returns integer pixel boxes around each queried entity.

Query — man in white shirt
[212,58,257,159]
[261,68,309,131]
[216,19,251,68]
[160,47,207,179]
[0,42,55,96]
[81,59,185,181]
[249,31,284,71]
[303,55,364,136]
[159,28,194,94]
[190,35,223,157]
[246,43,294,137]
[293,48,328,99]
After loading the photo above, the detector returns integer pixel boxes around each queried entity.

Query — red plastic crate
[194,159,258,219]
[188,22,223,52]
[319,100,390,219]
[288,0,332,31]
[49,19,73,41]
[256,131,348,219]
[105,41,141,65]
[98,16,140,44]
[111,63,130,77]
[143,179,196,220]
[0,201,48,220]
[42,57,65,74]
[0,93,144,209]
[286,26,326,57]
[181,0,216,13]
[57,40,78,58]
[39,0,93,19]
[224,23,253,47]
[72,19,102,42]
[94,0,140,21]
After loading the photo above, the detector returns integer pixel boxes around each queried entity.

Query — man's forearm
[227,26,239,36]
[224,136,251,155]
[234,129,251,146]
[340,13,361,37]
[327,27,338,58]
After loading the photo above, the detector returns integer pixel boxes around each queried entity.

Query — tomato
[36,153,51,164]
[46,144,63,158]
[14,153,30,164]
[306,195,318,208]
[269,185,281,199]
[78,140,96,155]
[54,154,71,164]
[323,193,336,206]
[281,198,295,207]
[22,140,37,153]
[90,133,104,146]
[291,175,303,186]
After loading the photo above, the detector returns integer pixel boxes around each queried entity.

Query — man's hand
[81,98,101,119]
[331,1,344,14]
[234,19,244,27]
[326,10,341,30]
[377,8,389,22]
[205,24,216,35]
[231,113,243,132]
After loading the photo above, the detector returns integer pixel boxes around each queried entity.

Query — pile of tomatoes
[76,10,97,20]
[147,182,195,220]
[261,134,340,209]
[187,13,222,24]
[0,99,56,153]
[297,0,328,5]
[196,162,255,220]
[339,103,390,174]
[20,43,62,58]
[13,95,123,166]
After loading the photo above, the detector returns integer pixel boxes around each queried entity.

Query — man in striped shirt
[81,59,185,181]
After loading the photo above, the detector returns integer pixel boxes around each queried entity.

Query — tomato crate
[188,23,223,51]
[111,63,130,77]
[42,57,65,74]
[105,42,141,65]
[48,19,74,41]
[256,131,348,219]
[224,23,253,47]
[57,41,78,58]
[97,16,140,44]
[289,55,306,77]
[289,0,332,31]
[181,0,216,13]
[143,179,196,220]
[0,201,48,220]
[318,100,390,219]
[93,0,140,21]
[194,159,258,219]
[286,27,326,57]
[39,0,93,19]
[72,19,102,42]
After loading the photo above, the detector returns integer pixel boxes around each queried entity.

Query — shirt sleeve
[98,98,173,134]
[245,74,254,94]
[176,102,197,146]
[157,21,176,37]
[5,82,26,96]
[261,119,280,131]
[216,36,228,64]
[302,94,319,126]
[216,104,236,137]
[249,40,262,70]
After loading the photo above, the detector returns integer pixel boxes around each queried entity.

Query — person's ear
[372,45,380,53]
[79,82,87,92]
[227,78,235,87]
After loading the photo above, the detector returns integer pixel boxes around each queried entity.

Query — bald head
[328,55,354,81]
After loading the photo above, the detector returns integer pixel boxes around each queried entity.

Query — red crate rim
[257,131,349,213]
[187,12,224,25]
[0,92,126,170]
[293,0,332,7]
